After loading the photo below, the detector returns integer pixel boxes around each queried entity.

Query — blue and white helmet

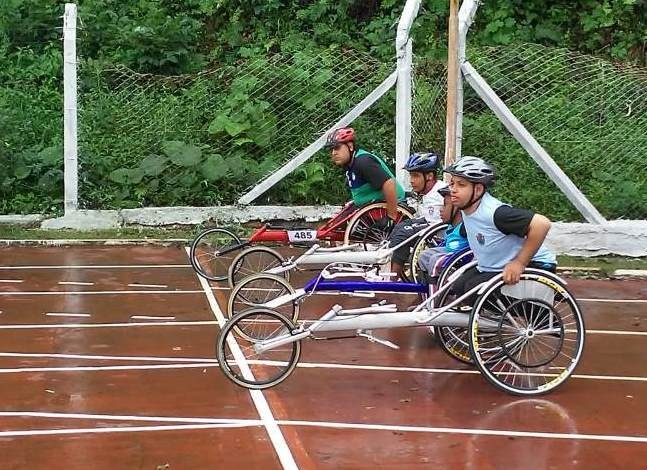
[403,152,441,173]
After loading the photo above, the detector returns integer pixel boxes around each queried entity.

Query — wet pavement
[0,245,645,469]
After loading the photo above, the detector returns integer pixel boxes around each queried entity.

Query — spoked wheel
[189,228,242,282]
[469,270,585,395]
[216,307,301,389]
[228,246,287,288]
[227,273,300,341]
[434,285,474,365]
[343,202,414,248]
[408,223,448,284]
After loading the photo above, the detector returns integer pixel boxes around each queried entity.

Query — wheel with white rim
[217,307,301,389]
[343,202,414,248]
[227,273,299,342]
[228,246,287,288]
[190,227,242,282]
[469,270,585,395]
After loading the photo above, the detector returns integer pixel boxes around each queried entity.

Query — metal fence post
[63,3,78,214]
[395,0,421,188]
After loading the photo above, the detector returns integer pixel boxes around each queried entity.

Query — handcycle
[224,220,449,288]
[227,241,474,363]
[189,200,415,283]
[216,258,586,396]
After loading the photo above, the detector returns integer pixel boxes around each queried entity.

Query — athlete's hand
[502,260,525,284]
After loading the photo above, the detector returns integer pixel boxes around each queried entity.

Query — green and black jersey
[345,149,405,205]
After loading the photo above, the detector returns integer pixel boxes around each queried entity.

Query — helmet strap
[459,183,486,212]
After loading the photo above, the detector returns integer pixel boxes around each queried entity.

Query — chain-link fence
[0,32,63,215]
[77,49,392,209]
[413,43,647,220]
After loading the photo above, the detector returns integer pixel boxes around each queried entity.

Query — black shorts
[388,218,428,264]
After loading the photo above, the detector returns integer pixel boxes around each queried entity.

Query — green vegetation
[1,0,645,217]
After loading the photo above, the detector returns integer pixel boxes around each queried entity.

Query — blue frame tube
[304,278,428,294]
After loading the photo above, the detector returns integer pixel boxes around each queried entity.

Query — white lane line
[187,247,298,470]
[0,279,23,283]
[58,281,95,286]
[586,329,647,336]
[279,420,647,444]
[0,265,191,269]
[0,363,220,373]
[292,362,647,383]
[128,283,169,289]
[0,423,261,438]
[0,320,216,329]
[581,298,647,304]
[0,411,252,424]
[45,313,91,318]
[0,290,204,296]
[0,412,645,443]
[0,352,217,362]
[0,354,645,382]
[130,315,176,320]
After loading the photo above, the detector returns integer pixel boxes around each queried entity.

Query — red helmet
[324,127,355,149]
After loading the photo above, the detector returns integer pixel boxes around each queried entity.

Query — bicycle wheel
[343,202,414,248]
[434,284,474,365]
[228,246,287,288]
[227,273,300,342]
[216,307,301,389]
[469,270,585,395]
[190,228,242,282]
[408,223,447,284]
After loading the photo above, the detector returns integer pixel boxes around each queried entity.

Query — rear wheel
[408,223,447,284]
[469,270,585,395]
[343,202,414,248]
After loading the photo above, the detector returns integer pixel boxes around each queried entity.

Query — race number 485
[287,230,317,242]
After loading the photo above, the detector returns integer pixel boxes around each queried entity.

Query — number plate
[287,230,318,242]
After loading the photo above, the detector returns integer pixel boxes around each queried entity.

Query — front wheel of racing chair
[227,273,300,342]
[227,246,287,288]
[343,202,414,249]
[468,269,585,395]
[190,227,242,282]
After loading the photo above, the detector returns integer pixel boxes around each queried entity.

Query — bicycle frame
[264,222,445,275]
[246,202,358,244]
[254,260,495,354]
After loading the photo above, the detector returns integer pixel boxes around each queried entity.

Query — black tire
[227,246,287,288]
[216,307,301,389]
[189,227,242,282]
[227,273,300,342]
